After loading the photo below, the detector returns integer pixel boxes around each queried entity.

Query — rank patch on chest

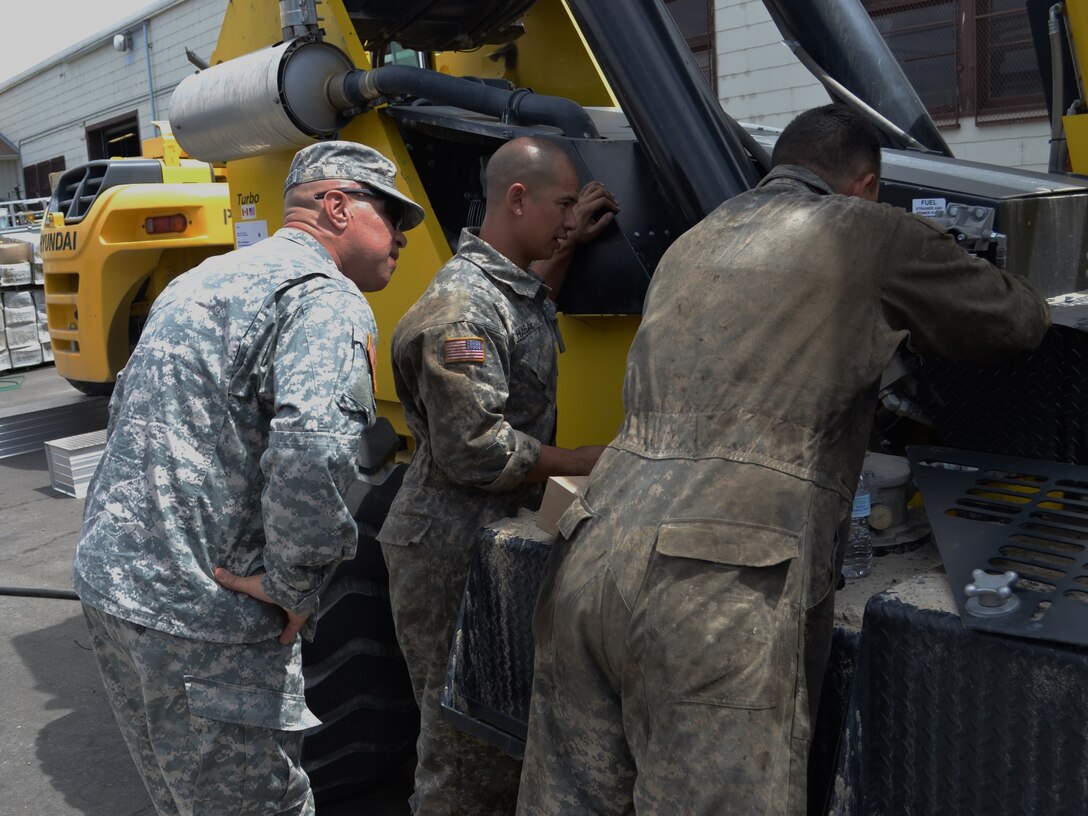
[444,336,486,364]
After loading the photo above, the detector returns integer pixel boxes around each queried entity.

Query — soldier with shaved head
[379,135,619,815]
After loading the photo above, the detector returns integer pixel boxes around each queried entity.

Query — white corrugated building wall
[0,0,227,199]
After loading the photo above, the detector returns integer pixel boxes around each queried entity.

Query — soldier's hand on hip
[213,567,311,645]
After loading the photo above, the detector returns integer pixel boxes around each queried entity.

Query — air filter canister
[170,39,354,162]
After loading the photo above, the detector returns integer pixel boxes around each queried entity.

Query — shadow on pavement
[1,450,54,473]
[10,608,154,815]
[10,607,413,815]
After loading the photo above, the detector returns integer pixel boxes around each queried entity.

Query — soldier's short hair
[770,104,882,189]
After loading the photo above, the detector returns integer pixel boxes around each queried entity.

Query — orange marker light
[145,214,188,234]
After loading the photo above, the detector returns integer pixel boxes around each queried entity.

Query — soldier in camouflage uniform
[73,141,424,816]
[378,136,618,815]
[516,105,1051,815]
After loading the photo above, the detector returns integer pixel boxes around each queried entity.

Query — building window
[86,113,142,161]
[23,157,65,199]
[862,0,1045,125]
[664,0,716,91]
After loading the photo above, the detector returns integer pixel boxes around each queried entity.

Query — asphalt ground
[0,366,412,815]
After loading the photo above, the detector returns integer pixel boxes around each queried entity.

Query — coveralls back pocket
[184,676,318,815]
[640,519,799,711]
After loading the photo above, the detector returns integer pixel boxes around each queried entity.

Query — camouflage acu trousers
[82,604,316,816]
[382,536,522,816]
[517,474,845,816]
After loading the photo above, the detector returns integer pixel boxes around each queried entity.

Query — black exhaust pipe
[333,65,600,140]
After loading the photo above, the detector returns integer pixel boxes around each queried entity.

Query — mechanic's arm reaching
[397,318,604,492]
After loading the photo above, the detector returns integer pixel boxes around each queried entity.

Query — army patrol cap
[285,140,425,231]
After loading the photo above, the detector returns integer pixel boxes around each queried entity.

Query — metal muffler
[170,39,354,162]
[171,36,604,164]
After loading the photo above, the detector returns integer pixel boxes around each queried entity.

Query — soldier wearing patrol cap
[378,135,619,815]
[73,140,422,816]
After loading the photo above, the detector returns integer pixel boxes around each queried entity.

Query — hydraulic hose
[1049,3,1070,173]
[331,65,600,140]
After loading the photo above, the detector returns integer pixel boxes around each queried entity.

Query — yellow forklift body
[1062,0,1088,172]
[41,180,233,388]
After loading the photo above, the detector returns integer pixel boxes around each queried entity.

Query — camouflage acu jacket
[73,228,377,643]
[379,229,560,547]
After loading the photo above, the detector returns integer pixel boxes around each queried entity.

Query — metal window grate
[663,0,716,91]
[976,1,1047,120]
[865,0,959,124]
[863,0,1045,123]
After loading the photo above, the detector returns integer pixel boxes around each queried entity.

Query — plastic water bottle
[842,471,873,579]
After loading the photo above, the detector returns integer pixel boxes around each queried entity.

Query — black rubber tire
[300,419,419,803]
[65,378,115,398]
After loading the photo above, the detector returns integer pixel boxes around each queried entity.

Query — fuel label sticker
[235,220,268,248]
[912,198,946,217]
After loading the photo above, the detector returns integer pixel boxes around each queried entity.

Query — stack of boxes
[0,235,48,372]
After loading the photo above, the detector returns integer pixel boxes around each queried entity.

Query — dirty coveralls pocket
[379,511,432,548]
[556,495,595,541]
[643,519,798,710]
[184,676,318,814]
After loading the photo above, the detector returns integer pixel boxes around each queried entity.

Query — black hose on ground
[0,586,79,600]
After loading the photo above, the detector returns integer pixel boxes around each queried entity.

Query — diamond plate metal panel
[915,325,1088,465]
[857,595,1088,816]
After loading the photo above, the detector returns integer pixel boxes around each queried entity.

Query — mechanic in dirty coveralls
[72,141,424,816]
[378,135,618,815]
[516,105,1051,816]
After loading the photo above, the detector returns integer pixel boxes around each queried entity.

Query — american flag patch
[444,336,485,364]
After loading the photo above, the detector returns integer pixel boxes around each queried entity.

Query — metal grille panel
[910,444,1088,647]
[0,394,108,459]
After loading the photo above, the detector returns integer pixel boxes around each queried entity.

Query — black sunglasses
[314,186,407,231]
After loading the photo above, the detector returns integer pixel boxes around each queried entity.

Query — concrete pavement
[0,365,411,815]
[1,366,151,815]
